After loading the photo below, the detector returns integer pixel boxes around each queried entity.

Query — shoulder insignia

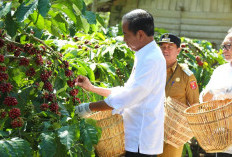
[179,63,193,76]
[190,80,197,90]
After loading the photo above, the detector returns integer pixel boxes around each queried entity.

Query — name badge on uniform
[190,81,197,90]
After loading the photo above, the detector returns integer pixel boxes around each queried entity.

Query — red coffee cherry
[0,55,4,62]
[49,103,59,113]
[0,39,5,48]
[70,89,78,96]
[3,96,18,106]
[9,108,21,119]
[11,117,24,128]
[40,103,49,111]
[65,69,73,77]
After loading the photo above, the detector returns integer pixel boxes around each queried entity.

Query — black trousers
[125,151,157,157]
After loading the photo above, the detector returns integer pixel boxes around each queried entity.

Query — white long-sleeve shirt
[200,63,232,102]
[104,41,166,155]
[199,63,232,154]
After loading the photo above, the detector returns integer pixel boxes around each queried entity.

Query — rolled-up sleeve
[199,68,219,102]
[105,60,158,114]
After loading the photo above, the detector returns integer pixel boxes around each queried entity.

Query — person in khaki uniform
[157,33,199,157]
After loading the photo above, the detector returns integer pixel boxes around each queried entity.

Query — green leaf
[4,140,19,156]
[51,2,77,23]
[5,13,18,37]
[71,1,82,15]
[183,143,192,157]
[54,76,66,95]
[59,103,70,117]
[99,63,116,76]
[75,15,83,30]
[0,131,9,137]
[44,19,60,36]
[69,24,76,36]
[96,63,117,83]
[0,142,8,157]
[96,13,105,27]
[18,86,34,104]
[15,0,39,22]
[113,46,125,59]
[12,138,33,157]
[10,68,25,86]
[20,35,27,44]
[0,21,3,28]
[83,11,96,24]
[53,13,68,34]
[29,11,44,29]
[53,136,67,157]
[80,119,99,151]
[81,0,87,14]
[109,44,116,56]
[0,138,33,157]
[39,133,56,157]
[38,0,51,17]
[72,63,87,76]
[90,24,97,33]
[94,32,105,41]
[70,0,83,12]
[51,23,61,37]
[47,10,68,35]
[0,140,9,157]
[0,2,12,18]
[75,60,95,82]
[85,118,102,140]
[100,45,111,57]
[58,125,77,149]
[80,15,89,33]
[185,53,196,61]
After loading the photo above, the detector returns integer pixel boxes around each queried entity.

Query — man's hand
[203,88,232,102]
[75,75,94,92]
[214,87,232,100]
[225,87,232,94]
[75,103,92,117]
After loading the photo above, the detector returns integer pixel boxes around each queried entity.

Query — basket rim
[184,99,232,115]
[197,138,232,153]
[165,101,186,114]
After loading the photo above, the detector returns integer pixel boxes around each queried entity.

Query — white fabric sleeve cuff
[104,96,123,115]
[109,86,123,94]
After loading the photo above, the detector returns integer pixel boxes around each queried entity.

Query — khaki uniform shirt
[166,62,199,106]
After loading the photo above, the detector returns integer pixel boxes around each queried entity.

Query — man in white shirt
[200,32,232,102]
[199,31,232,157]
[75,9,166,157]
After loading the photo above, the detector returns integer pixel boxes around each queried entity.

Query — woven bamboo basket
[164,97,194,148]
[184,99,232,153]
[88,110,125,157]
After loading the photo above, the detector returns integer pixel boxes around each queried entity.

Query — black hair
[122,9,154,36]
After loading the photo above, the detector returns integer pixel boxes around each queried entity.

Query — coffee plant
[0,29,105,156]
[0,0,135,156]
[0,0,105,156]
[178,38,226,92]
[0,0,226,157]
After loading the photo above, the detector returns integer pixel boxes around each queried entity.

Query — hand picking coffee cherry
[78,78,84,83]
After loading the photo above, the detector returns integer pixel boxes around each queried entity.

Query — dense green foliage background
[0,0,226,157]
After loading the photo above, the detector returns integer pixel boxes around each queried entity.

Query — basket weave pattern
[164,97,194,148]
[184,99,232,153]
[88,111,125,157]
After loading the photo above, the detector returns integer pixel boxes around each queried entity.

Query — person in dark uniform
[158,33,200,157]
